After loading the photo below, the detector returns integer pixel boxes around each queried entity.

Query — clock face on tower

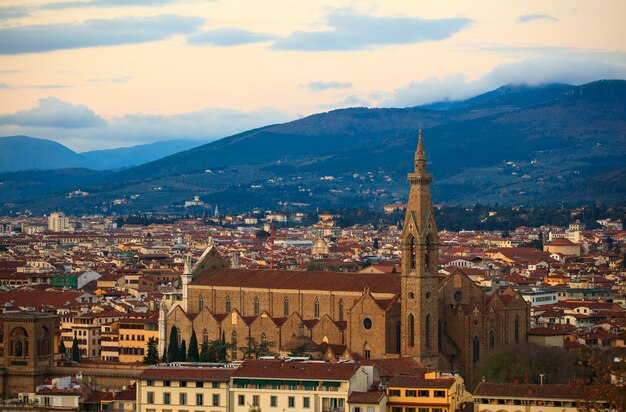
[454,290,462,303]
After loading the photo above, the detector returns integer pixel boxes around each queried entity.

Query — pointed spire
[414,129,426,174]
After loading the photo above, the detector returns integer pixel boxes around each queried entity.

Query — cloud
[0,83,71,90]
[381,55,626,107]
[0,98,293,151]
[272,9,472,51]
[517,14,558,23]
[187,28,277,47]
[88,77,131,84]
[0,5,30,20]
[306,81,353,91]
[41,0,180,10]
[0,97,106,128]
[0,14,205,55]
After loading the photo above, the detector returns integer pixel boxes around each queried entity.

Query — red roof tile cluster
[474,382,580,399]
[232,360,360,380]
[388,375,455,389]
[140,366,234,381]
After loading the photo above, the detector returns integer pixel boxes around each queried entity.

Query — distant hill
[0,136,87,172]
[80,139,208,170]
[0,137,209,172]
[1,80,624,213]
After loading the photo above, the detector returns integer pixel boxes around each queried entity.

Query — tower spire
[414,129,426,174]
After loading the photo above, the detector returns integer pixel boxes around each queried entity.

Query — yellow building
[230,360,370,412]
[386,372,467,412]
[118,314,159,363]
[136,365,233,412]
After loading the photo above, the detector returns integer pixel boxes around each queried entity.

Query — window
[179,393,187,405]
[352,408,361,412]
[433,408,443,412]
[212,382,220,388]
[198,294,204,312]
[231,331,238,360]
[364,343,371,360]
[163,380,171,387]
[419,408,428,412]
[180,381,187,387]
[271,396,277,407]
[409,314,415,347]
[314,297,320,318]
[392,408,402,412]
[146,380,154,386]
[284,296,289,316]
[425,313,431,350]
[212,394,220,406]
[473,336,480,363]
[288,396,295,407]
[225,295,231,313]
[406,409,416,412]
[254,296,260,315]
[195,393,203,405]
[203,329,208,344]
[195,382,204,388]
[303,397,310,408]
[367,407,374,412]
[418,390,429,397]
[406,389,416,397]
[163,392,170,405]
[389,389,401,396]
[515,315,520,344]
[238,395,245,406]
[252,395,260,406]
[338,299,344,321]
[489,330,495,350]
[146,392,154,404]
[434,390,446,398]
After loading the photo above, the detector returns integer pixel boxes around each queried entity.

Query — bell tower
[400,130,439,369]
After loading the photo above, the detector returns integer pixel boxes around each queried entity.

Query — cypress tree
[188,330,199,362]
[200,340,210,362]
[180,339,187,362]
[71,337,80,363]
[58,339,66,356]
[167,326,179,362]
[144,337,159,365]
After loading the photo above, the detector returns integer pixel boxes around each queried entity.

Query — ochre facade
[163,132,530,383]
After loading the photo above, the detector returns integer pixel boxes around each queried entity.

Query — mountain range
[1,80,624,214]
[0,137,207,172]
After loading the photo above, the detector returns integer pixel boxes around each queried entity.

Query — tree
[288,343,309,357]
[373,238,379,249]
[248,404,262,412]
[187,330,199,362]
[58,339,66,356]
[200,340,211,362]
[71,337,80,363]
[180,339,187,362]
[167,326,180,362]
[144,337,159,365]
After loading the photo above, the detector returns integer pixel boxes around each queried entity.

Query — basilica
[161,132,530,382]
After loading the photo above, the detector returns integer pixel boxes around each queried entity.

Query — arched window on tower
[409,236,416,270]
[254,296,260,315]
[10,327,28,357]
[283,296,289,317]
[408,314,415,347]
[514,315,520,343]
[338,299,344,322]
[198,295,204,312]
[425,233,434,271]
[438,320,442,351]
[425,314,431,350]
[363,343,371,359]
[203,329,208,345]
[40,326,50,357]
[473,336,480,363]
[314,298,320,318]
[225,295,231,313]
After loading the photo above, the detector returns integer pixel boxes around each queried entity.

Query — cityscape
[0,1,625,412]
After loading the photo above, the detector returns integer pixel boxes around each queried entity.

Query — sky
[0,0,625,151]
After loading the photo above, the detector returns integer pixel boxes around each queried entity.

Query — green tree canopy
[187,330,200,362]
[144,337,159,365]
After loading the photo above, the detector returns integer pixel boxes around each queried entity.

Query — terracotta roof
[191,268,399,294]
[232,360,360,380]
[388,375,455,389]
[140,366,234,381]
[368,357,425,378]
[348,391,386,403]
[474,382,580,399]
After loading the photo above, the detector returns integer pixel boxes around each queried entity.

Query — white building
[48,212,72,232]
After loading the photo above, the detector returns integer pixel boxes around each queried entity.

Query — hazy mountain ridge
[0,137,209,172]
[1,80,624,213]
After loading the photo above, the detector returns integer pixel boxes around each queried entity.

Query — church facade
[162,132,530,382]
